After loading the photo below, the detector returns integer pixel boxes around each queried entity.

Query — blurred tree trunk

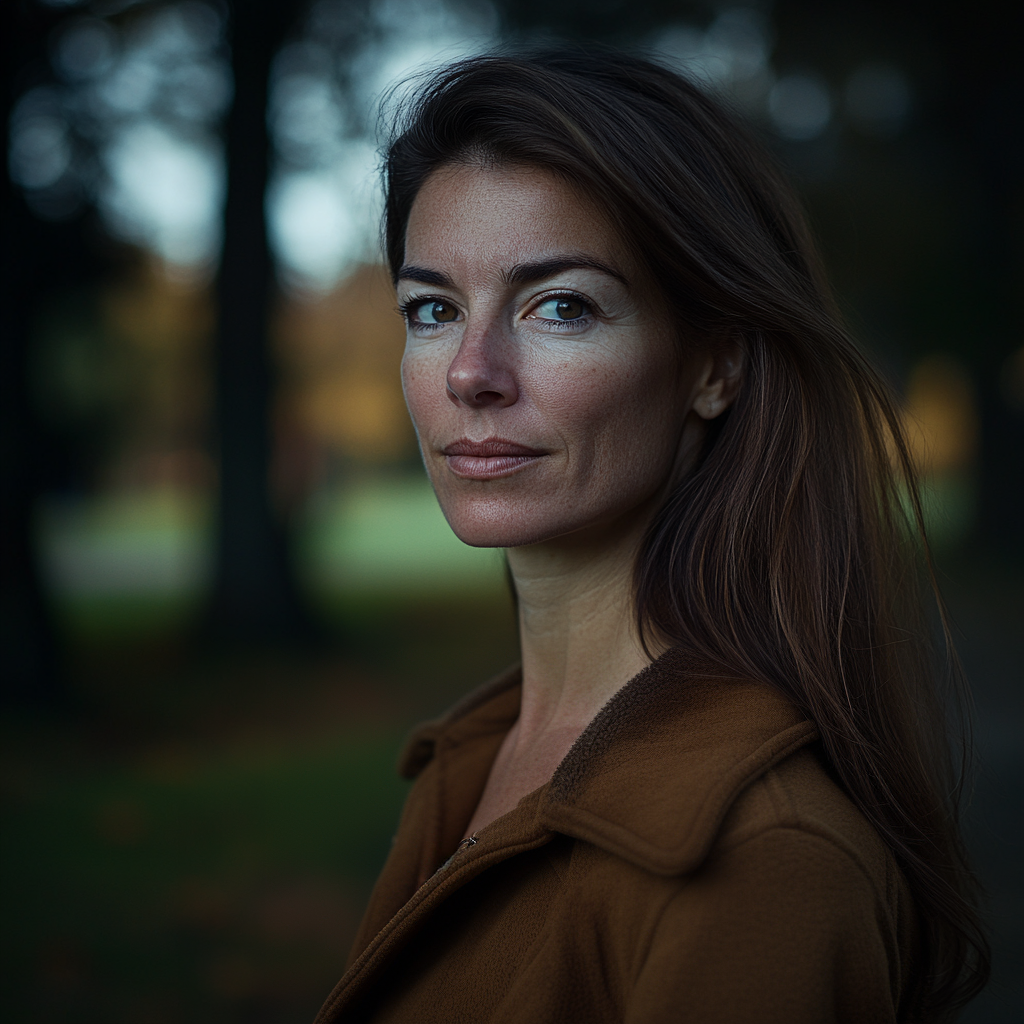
[1,2,63,705]
[206,0,312,644]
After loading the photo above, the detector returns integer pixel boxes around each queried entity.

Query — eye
[530,296,590,322]
[408,299,460,325]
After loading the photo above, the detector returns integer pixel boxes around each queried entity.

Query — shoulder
[716,745,906,917]
[624,751,915,1023]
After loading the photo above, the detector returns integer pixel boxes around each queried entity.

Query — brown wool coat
[315,650,920,1023]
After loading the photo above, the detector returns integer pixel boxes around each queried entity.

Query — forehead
[403,162,631,281]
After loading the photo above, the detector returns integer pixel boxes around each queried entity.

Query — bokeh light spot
[768,73,832,140]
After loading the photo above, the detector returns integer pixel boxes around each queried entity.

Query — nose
[445,325,519,408]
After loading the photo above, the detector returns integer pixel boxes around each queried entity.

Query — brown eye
[532,296,590,323]
[412,299,459,325]
[430,301,458,322]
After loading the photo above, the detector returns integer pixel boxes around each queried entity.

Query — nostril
[446,383,509,407]
[474,390,505,405]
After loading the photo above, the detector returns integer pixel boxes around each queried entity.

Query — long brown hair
[381,48,989,1020]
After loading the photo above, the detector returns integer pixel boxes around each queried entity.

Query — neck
[507,512,658,740]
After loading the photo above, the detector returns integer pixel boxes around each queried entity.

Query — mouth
[441,438,548,479]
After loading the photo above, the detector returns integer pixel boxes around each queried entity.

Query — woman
[316,49,988,1023]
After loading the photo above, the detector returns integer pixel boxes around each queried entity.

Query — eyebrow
[396,254,629,289]
[396,265,454,287]
[504,255,628,287]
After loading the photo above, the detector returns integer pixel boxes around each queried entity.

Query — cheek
[401,347,446,435]
[606,370,688,493]
[551,346,681,457]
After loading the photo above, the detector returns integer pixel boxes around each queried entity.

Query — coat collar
[398,650,817,877]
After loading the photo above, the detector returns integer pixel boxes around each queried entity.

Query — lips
[441,438,547,479]
[443,438,546,458]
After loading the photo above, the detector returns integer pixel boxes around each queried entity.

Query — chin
[438,494,579,549]
[438,485,645,550]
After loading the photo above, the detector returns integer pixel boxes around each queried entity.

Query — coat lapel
[399,650,818,879]
[321,651,818,1022]
[541,649,817,875]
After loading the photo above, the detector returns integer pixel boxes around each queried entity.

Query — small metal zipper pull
[435,833,479,874]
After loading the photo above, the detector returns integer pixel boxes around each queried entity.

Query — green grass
[297,473,507,596]
[1,726,410,1023]
[0,583,520,1024]
[38,473,509,648]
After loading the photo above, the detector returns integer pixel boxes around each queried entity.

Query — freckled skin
[399,162,712,550]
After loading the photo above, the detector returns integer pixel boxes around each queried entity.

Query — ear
[690,336,746,420]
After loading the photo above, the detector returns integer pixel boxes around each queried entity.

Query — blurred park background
[1,0,1021,1021]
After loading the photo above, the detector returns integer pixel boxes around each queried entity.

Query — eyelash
[399,291,597,332]
[398,295,451,332]
[529,291,595,330]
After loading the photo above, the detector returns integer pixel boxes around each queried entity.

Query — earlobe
[693,394,725,420]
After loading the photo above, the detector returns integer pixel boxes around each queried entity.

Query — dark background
[2,1,1021,1022]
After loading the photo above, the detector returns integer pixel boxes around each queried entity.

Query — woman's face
[399,162,720,549]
